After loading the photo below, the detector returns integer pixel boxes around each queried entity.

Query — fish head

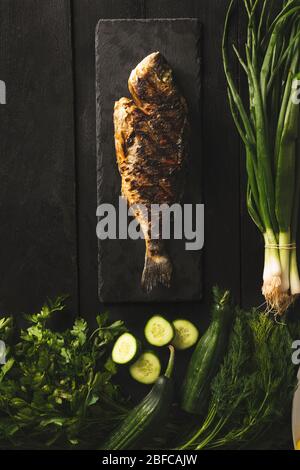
[128,52,177,114]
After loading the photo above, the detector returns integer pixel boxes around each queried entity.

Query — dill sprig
[178,309,298,450]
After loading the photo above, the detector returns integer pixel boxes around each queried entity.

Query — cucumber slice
[112,333,139,365]
[129,351,161,384]
[172,319,199,350]
[144,315,174,347]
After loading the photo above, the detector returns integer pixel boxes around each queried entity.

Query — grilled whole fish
[114,52,189,292]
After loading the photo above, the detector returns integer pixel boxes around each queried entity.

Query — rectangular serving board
[96,18,202,302]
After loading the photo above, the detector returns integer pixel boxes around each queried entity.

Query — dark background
[0,0,267,332]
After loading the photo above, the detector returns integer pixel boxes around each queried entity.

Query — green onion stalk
[223,0,300,315]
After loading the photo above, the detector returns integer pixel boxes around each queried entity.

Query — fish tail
[141,242,172,292]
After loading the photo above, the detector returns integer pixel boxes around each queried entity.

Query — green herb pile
[0,298,128,449]
[161,308,298,450]
[0,294,298,451]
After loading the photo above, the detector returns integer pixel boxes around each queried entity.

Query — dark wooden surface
[0,0,269,399]
[72,0,242,393]
[237,3,265,310]
[71,0,241,329]
[95,19,202,302]
[0,0,263,324]
[0,0,78,318]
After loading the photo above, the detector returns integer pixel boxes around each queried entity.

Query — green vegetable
[178,309,297,450]
[181,287,232,415]
[172,319,199,350]
[223,0,300,315]
[112,332,140,365]
[129,351,161,384]
[100,345,175,450]
[0,298,128,449]
[144,315,174,347]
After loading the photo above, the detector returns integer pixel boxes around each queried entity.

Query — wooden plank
[0,0,78,316]
[72,0,144,315]
[238,4,264,309]
[240,155,264,308]
[95,19,202,302]
[192,0,241,305]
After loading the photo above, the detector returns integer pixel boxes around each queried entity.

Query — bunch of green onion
[223,0,300,315]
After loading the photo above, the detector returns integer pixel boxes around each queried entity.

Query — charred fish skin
[114,52,189,293]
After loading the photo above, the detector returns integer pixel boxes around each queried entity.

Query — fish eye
[161,71,171,83]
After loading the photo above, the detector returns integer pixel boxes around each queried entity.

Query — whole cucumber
[181,287,232,415]
[99,345,175,450]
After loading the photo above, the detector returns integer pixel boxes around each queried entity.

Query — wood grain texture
[96,19,202,302]
[238,3,265,309]
[0,0,78,316]
[191,0,241,305]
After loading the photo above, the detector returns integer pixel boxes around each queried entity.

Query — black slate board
[95,18,202,302]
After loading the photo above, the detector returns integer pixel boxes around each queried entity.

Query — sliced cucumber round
[129,351,161,384]
[144,315,174,347]
[172,319,199,350]
[112,332,140,365]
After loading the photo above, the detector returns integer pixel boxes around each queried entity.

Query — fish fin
[141,254,172,293]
